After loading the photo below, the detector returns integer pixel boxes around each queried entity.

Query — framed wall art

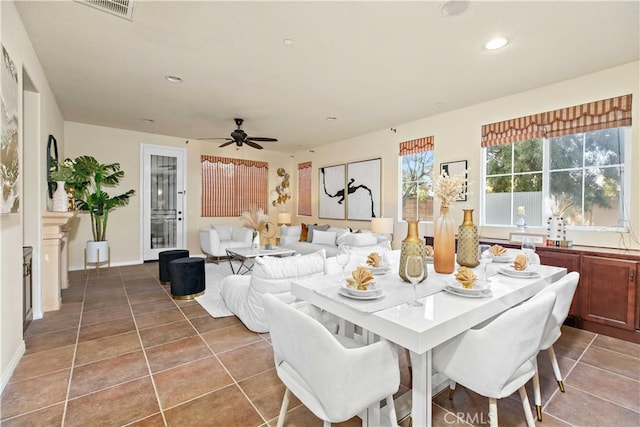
[347,158,381,220]
[440,160,468,202]
[1,44,20,214]
[318,164,346,219]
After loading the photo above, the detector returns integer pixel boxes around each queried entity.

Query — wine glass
[405,255,425,307]
[479,247,493,284]
[336,244,350,283]
[521,237,536,265]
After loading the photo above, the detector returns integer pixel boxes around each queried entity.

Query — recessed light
[283,38,294,46]
[484,37,509,50]
[326,116,337,121]
[436,102,445,107]
[165,75,183,83]
[439,1,469,17]
[142,119,155,123]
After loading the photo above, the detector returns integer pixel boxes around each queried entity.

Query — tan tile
[125,282,165,295]
[10,345,75,382]
[266,402,362,427]
[83,295,129,312]
[126,412,166,426]
[145,336,213,373]
[78,316,136,343]
[131,298,177,315]
[239,368,301,421]
[69,350,149,398]
[128,290,170,305]
[545,384,640,427]
[163,384,264,426]
[153,356,233,409]
[189,313,241,333]
[580,346,640,381]
[124,278,161,288]
[565,362,640,412]
[139,319,196,348]
[25,313,80,336]
[24,328,77,354]
[553,331,593,361]
[179,302,209,319]
[74,331,141,365]
[134,307,184,330]
[0,402,64,426]
[64,377,159,426]
[592,334,640,359]
[201,324,263,353]
[0,369,70,419]
[217,340,275,381]
[81,305,132,326]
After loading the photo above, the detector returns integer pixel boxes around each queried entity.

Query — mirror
[46,135,58,198]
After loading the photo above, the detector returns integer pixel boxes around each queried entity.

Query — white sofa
[199,224,253,262]
[221,247,396,333]
[279,224,391,257]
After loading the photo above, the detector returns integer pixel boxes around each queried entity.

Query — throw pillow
[306,224,330,242]
[212,224,232,241]
[335,229,351,246]
[346,233,377,247]
[312,230,338,246]
[299,223,314,242]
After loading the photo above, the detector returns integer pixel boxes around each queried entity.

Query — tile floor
[1,262,639,426]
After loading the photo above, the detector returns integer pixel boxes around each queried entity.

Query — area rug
[195,261,237,318]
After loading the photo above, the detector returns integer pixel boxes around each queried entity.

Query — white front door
[141,144,186,261]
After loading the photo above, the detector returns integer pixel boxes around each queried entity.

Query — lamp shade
[371,217,394,235]
[277,212,292,225]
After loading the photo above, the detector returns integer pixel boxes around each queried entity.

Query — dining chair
[263,293,400,427]
[532,271,580,420]
[433,291,556,427]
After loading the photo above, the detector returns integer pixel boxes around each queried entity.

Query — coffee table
[226,246,296,275]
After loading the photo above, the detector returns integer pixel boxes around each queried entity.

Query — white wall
[1,0,65,391]
[63,122,294,269]
[290,61,640,251]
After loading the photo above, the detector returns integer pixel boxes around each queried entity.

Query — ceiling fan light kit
[198,118,278,150]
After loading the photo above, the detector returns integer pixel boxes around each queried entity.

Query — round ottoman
[159,249,189,285]
[169,257,205,300]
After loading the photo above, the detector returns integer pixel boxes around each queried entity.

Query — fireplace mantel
[42,211,77,311]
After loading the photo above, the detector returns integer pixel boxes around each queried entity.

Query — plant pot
[86,240,109,263]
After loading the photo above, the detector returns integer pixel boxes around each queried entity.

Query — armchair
[199,224,253,262]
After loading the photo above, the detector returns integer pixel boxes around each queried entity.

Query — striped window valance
[201,156,268,217]
[399,136,434,156]
[297,162,312,216]
[481,94,632,147]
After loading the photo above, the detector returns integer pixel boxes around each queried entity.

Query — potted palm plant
[69,155,135,263]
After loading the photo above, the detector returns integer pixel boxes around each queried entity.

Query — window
[399,136,434,221]
[482,94,632,230]
[297,161,312,216]
[201,156,268,217]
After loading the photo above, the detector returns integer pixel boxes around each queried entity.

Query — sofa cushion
[346,233,377,247]
[222,250,327,333]
[306,224,330,242]
[312,230,337,246]
[212,224,232,241]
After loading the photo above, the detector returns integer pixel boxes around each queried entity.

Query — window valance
[201,155,268,169]
[481,94,632,147]
[399,136,434,156]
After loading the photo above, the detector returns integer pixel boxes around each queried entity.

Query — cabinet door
[538,252,581,317]
[581,256,637,330]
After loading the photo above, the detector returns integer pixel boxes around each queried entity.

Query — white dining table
[290,261,567,427]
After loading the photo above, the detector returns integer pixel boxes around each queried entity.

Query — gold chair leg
[558,380,565,392]
[536,405,542,422]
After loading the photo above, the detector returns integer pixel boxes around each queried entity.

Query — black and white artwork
[347,158,381,220]
[1,44,19,214]
[318,164,346,219]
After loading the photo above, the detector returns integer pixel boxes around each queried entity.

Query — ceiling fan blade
[244,140,264,150]
[196,137,233,141]
[219,140,235,148]
[247,137,278,142]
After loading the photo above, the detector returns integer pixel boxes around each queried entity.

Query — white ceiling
[15,0,639,153]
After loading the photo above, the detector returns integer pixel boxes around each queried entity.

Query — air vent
[75,0,135,21]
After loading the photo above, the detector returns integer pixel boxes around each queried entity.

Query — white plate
[360,263,391,274]
[444,286,492,298]
[447,280,490,295]
[491,254,513,263]
[338,287,385,300]
[342,282,380,297]
[498,267,539,278]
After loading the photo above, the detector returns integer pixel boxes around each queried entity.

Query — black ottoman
[169,257,205,300]
[159,249,189,285]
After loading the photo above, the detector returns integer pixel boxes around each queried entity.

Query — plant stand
[84,245,111,274]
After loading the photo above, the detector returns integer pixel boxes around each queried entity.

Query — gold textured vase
[456,209,479,268]
[399,220,427,282]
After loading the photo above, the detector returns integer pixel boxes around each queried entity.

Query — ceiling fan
[197,118,277,150]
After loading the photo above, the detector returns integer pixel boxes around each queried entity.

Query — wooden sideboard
[425,236,640,344]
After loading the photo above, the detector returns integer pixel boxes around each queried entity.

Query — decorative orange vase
[434,206,456,274]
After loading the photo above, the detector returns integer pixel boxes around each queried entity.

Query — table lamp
[277,212,292,226]
[371,217,394,242]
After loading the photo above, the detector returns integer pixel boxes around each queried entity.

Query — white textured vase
[52,181,68,212]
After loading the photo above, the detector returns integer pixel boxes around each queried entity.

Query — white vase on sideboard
[52,181,68,212]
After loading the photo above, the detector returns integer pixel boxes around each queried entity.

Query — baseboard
[1,340,26,393]
[69,259,144,272]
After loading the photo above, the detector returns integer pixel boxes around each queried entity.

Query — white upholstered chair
[433,291,556,427]
[263,293,400,427]
[199,225,253,262]
[532,271,580,420]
